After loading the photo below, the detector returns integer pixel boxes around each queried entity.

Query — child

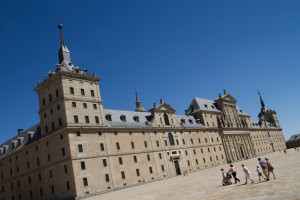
[242,164,254,184]
[256,165,265,181]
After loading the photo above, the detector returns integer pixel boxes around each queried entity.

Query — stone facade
[0,24,286,200]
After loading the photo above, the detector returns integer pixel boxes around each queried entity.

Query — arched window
[168,133,175,146]
[164,113,170,125]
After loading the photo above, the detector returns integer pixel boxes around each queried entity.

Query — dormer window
[240,109,243,113]
[120,115,126,122]
[105,114,112,121]
[211,105,215,109]
[196,119,201,124]
[181,119,185,124]
[12,142,15,149]
[204,104,208,108]
[188,119,193,124]
[133,116,139,122]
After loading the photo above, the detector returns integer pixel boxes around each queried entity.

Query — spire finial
[134,90,146,112]
[257,89,267,118]
[223,89,227,95]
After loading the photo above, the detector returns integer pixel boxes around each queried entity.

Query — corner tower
[34,24,107,137]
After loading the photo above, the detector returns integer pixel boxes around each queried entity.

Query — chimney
[18,129,23,135]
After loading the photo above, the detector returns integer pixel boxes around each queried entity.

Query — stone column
[221,135,231,163]
[226,136,234,161]
[247,135,255,156]
[231,135,239,160]
[242,135,250,157]
[233,135,242,160]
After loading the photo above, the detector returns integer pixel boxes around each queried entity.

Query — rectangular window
[114,131,118,135]
[81,161,86,170]
[49,170,53,178]
[185,150,188,156]
[28,176,31,184]
[95,116,99,124]
[70,87,74,94]
[39,173,42,181]
[91,90,95,97]
[72,102,76,107]
[37,158,40,166]
[196,159,198,164]
[187,160,190,166]
[136,169,140,176]
[164,140,168,146]
[83,103,87,108]
[156,140,159,147]
[52,122,55,130]
[103,159,107,167]
[149,167,153,174]
[74,115,79,123]
[59,118,62,126]
[66,181,70,190]
[147,154,150,161]
[131,142,135,149]
[64,165,68,174]
[83,178,88,186]
[98,131,102,136]
[62,148,65,156]
[45,126,48,134]
[116,142,120,150]
[198,138,201,143]
[193,149,196,154]
[182,139,185,145]
[93,104,97,109]
[176,139,179,145]
[144,141,148,148]
[78,144,83,153]
[85,116,89,123]
[56,89,59,97]
[100,143,104,151]
[105,174,110,182]
[43,99,46,105]
[51,185,55,193]
[159,153,162,159]
[121,171,125,179]
[48,154,51,161]
[81,89,85,96]
[40,188,43,197]
[119,157,123,165]
[49,94,52,102]
[76,131,81,136]
[57,105,60,110]
[133,156,137,163]
[191,139,193,144]
[161,165,165,171]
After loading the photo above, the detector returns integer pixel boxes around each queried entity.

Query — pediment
[219,93,237,103]
[156,103,176,112]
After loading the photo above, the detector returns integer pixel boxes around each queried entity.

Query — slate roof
[0,124,41,158]
[288,134,300,141]
[188,97,249,116]
[103,109,204,128]
[251,121,276,129]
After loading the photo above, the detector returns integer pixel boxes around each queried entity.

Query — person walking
[265,157,276,179]
[228,164,240,184]
[256,165,265,181]
[241,164,254,184]
[258,157,269,181]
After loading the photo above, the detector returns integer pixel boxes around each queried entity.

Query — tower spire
[135,91,146,112]
[57,22,74,72]
[258,89,267,118]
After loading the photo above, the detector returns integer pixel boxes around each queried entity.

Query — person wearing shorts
[258,157,269,181]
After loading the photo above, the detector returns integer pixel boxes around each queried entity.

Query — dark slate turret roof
[288,134,300,141]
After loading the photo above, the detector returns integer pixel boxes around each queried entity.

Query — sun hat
[265,157,269,160]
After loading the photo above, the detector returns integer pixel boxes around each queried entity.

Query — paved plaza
[83,150,300,200]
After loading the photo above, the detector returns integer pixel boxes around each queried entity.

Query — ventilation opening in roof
[120,115,126,122]
[189,119,193,124]
[181,119,185,124]
[105,114,112,121]
[133,116,139,122]
[204,104,208,108]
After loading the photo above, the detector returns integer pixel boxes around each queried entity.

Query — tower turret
[135,91,146,112]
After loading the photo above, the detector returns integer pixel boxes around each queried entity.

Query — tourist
[256,165,265,181]
[241,164,254,184]
[221,168,232,186]
[258,157,269,181]
[228,164,240,183]
[265,157,276,179]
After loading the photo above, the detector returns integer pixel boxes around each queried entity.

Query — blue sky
[0,0,299,144]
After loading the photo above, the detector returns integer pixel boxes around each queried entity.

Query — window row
[70,87,95,97]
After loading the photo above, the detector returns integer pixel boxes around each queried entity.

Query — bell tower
[34,23,107,137]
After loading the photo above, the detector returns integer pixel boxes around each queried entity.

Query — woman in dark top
[228,164,240,183]
[265,157,276,179]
